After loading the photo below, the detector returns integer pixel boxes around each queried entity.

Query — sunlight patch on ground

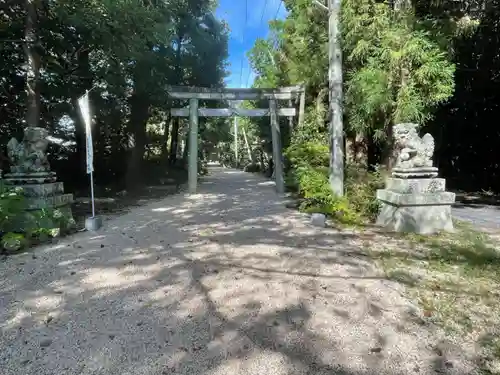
[1,309,31,331]
[151,207,171,212]
[257,181,275,186]
[81,267,151,289]
[224,171,244,174]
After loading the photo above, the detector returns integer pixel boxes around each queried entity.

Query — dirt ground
[0,168,494,375]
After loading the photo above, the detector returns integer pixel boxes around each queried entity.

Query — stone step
[8,182,65,197]
[5,175,57,184]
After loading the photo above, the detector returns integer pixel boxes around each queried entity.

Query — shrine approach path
[0,166,479,375]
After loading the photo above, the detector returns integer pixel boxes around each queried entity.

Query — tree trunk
[346,133,367,166]
[24,0,41,128]
[125,93,150,189]
[384,65,409,171]
[169,31,184,165]
[242,126,254,163]
[182,131,189,162]
[169,117,180,164]
[366,131,381,171]
[392,0,411,11]
[328,0,344,196]
[161,112,171,162]
[382,121,395,171]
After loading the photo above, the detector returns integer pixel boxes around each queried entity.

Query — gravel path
[0,167,480,375]
[452,203,500,230]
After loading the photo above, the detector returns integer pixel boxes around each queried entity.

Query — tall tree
[24,0,40,128]
[0,0,229,190]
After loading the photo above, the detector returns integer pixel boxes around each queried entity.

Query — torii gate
[166,85,305,194]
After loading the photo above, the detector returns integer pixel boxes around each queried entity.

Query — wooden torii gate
[166,85,305,194]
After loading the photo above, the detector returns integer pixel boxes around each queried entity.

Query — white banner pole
[89,167,95,217]
[78,91,101,230]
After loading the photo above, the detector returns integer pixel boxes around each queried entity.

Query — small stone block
[310,213,326,228]
[85,216,103,231]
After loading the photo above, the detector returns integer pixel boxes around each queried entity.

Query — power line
[238,0,249,88]
[245,0,283,88]
[244,0,270,88]
[259,0,270,25]
[269,0,284,37]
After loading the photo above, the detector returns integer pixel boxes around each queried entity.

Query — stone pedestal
[376,171,456,234]
[4,173,75,233]
[4,127,75,233]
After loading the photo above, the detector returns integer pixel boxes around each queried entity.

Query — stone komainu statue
[7,127,51,174]
[393,123,435,169]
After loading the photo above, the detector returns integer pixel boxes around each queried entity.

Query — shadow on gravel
[0,168,478,375]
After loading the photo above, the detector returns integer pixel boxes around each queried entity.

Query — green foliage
[267,0,328,90]
[296,168,359,223]
[0,0,229,191]
[342,0,456,139]
[285,122,383,224]
[246,0,456,176]
[0,185,76,252]
[1,232,27,252]
[286,138,359,223]
[0,186,29,252]
[344,164,384,221]
[30,228,53,243]
[0,187,27,233]
[244,0,463,223]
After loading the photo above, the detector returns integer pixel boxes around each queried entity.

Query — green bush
[297,163,361,223]
[0,186,27,233]
[345,163,384,221]
[33,207,76,235]
[286,141,358,223]
[287,141,329,169]
[284,169,299,192]
[0,186,76,253]
[285,139,383,224]
[1,232,27,252]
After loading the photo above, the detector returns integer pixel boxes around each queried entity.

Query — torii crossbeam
[166,85,306,194]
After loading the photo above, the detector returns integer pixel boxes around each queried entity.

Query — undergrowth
[364,222,500,373]
[286,139,383,224]
[285,129,500,372]
[0,185,75,254]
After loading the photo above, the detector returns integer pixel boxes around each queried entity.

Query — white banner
[77,92,93,174]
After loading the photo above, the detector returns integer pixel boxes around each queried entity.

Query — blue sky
[215,0,287,88]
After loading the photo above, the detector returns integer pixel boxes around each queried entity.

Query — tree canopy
[245,0,500,191]
[0,0,229,190]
